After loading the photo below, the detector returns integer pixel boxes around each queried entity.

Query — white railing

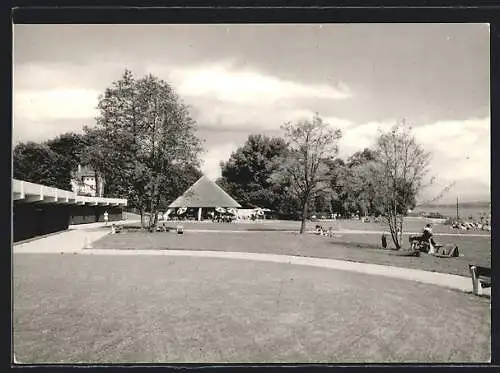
[12,179,127,206]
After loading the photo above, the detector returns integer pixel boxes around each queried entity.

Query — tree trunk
[148,198,155,230]
[140,206,145,229]
[148,175,161,230]
[398,215,404,248]
[299,197,308,234]
[94,170,100,197]
[386,213,401,250]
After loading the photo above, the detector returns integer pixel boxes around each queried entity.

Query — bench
[468,265,491,295]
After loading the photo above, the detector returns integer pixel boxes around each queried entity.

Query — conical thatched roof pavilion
[168,176,241,220]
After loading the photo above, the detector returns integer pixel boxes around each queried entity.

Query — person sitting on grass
[431,244,460,258]
[409,223,437,252]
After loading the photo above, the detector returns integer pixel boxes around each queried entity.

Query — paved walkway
[13,228,110,254]
[68,219,138,230]
[13,225,490,297]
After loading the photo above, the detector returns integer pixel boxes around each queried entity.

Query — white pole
[198,207,202,221]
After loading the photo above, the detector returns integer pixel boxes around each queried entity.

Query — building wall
[13,202,124,242]
[70,171,105,197]
[13,202,71,242]
[71,177,97,197]
[69,205,123,225]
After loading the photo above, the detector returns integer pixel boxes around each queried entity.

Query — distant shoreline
[415,201,490,209]
[412,202,490,221]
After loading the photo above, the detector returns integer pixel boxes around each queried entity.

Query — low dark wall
[13,202,124,242]
[13,202,70,242]
[69,205,123,225]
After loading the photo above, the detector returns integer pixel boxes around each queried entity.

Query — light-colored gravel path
[13,229,109,254]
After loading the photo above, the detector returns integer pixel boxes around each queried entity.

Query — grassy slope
[92,230,490,278]
[13,254,490,363]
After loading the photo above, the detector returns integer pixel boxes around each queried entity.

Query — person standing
[104,210,109,226]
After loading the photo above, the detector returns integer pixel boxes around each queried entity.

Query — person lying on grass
[315,225,335,237]
[431,244,461,257]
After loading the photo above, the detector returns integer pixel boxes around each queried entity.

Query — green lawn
[126,218,490,236]
[13,254,490,363]
[92,230,490,277]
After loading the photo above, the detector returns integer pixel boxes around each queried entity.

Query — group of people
[315,225,336,237]
[451,220,490,231]
[211,213,235,223]
[408,223,460,257]
[409,224,437,253]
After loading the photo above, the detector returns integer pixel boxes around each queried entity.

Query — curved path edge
[13,227,488,297]
[78,248,484,296]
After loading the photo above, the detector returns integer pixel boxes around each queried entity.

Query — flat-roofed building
[12,178,127,242]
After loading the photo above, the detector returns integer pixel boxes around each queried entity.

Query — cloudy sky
[13,23,490,203]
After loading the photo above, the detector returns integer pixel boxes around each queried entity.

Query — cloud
[200,143,239,180]
[189,98,355,135]
[12,118,91,145]
[14,89,100,122]
[336,120,393,157]
[167,60,353,105]
[13,72,99,142]
[413,117,490,186]
[11,60,490,202]
[332,116,490,202]
[13,60,353,136]
[14,58,122,91]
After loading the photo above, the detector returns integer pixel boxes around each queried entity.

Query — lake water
[413,204,491,221]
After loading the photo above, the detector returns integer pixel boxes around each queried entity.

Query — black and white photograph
[12,21,491,364]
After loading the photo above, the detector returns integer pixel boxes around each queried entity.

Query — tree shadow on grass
[328,240,398,251]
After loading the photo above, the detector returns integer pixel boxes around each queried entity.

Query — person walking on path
[104,211,109,226]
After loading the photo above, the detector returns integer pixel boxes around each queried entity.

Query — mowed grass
[92,230,490,277]
[13,254,490,363]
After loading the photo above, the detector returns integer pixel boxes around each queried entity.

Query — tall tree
[338,149,381,217]
[45,132,97,194]
[85,70,202,228]
[272,113,342,234]
[372,120,431,249]
[346,148,377,168]
[158,164,203,211]
[218,134,290,209]
[13,142,70,189]
[45,132,89,171]
[322,158,347,216]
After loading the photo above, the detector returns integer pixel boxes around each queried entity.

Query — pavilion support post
[197,207,202,221]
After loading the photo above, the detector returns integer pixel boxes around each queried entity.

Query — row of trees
[14,132,90,191]
[218,116,439,247]
[14,69,443,248]
[14,70,203,229]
